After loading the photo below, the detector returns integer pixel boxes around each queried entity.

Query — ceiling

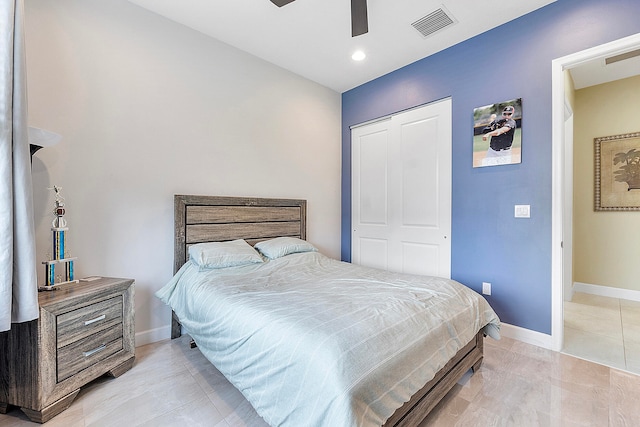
[569,49,640,89]
[127,0,558,92]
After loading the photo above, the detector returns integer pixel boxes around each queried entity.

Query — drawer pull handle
[84,314,106,326]
[83,344,107,358]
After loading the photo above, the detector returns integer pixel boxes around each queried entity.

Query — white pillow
[189,239,263,269]
[254,237,317,260]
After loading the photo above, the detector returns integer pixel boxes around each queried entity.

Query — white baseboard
[499,322,553,350]
[573,282,640,302]
[135,326,171,347]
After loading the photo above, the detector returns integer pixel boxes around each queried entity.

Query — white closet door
[352,99,452,278]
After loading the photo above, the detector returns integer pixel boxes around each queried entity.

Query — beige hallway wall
[573,75,640,291]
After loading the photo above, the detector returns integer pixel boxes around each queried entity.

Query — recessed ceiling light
[352,50,366,61]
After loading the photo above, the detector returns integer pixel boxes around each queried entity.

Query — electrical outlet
[482,282,491,295]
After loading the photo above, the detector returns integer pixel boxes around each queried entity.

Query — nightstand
[0,277,135,423]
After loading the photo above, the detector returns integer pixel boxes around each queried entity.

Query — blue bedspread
[157,252,500,426]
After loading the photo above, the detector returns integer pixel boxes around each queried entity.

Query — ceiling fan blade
[270,0,296,6]
[351,0,368,37]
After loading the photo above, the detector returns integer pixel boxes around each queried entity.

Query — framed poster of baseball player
[473,98,522,168]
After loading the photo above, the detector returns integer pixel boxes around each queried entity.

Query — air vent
[411,7,456,38]
[605,49,640,65]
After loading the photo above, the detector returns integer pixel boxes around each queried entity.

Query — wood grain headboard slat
[186,222,303,244]
[186,206,301,224]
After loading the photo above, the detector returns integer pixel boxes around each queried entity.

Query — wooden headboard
[171,195,307,338]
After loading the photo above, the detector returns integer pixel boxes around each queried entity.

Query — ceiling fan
[270,0,369,37]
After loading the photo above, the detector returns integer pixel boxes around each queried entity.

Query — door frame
[551,33,640,352]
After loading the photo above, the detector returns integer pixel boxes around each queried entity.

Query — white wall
[25,0,342,345]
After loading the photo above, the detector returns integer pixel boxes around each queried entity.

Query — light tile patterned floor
[2,333,640,426]
[563,292,640,375]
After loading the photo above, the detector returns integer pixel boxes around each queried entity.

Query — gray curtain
[1,0,39,332]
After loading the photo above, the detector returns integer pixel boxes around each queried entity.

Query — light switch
[515,204,530,218]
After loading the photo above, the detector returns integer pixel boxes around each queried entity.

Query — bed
[158,195,500,427]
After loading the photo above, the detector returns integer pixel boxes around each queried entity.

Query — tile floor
[563,292,640,375]
[2,333,640,426]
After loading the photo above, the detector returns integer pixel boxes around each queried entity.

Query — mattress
[156,251,500,426]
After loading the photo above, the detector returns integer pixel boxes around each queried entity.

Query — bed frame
[170,194,484,427]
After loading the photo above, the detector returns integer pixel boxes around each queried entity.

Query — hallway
[563,292,640,374]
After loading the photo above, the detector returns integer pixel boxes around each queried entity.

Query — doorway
[551,33,640,354]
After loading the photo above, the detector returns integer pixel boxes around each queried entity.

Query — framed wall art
[595,131,640,211]
[473,98,522,168]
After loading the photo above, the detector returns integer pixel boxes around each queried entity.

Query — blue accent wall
[341,0,640,334]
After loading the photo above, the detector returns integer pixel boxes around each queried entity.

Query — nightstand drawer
[57,296,123,348]
[57,323,124,382]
